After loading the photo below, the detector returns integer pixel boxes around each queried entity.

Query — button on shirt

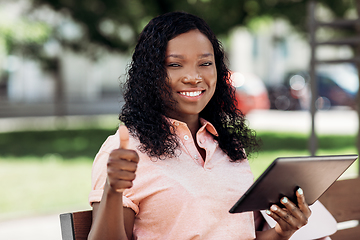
[89,118,255,239]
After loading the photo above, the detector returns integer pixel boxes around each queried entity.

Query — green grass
[0,129,358,220]
[0,156,93,220]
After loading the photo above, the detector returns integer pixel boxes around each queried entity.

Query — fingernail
[297,188,303,195]
[266,210,271,215]
[271,205,278,211]
[281,197,288,204]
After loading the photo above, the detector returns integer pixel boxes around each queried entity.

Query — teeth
[180,91,202,97]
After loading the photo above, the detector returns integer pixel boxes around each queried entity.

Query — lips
[179,90,203,97]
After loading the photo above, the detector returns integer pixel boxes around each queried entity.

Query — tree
[29,0,356,54]
[0,5,51,99]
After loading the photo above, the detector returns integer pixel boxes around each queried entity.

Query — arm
[88,185,136,240]
[88,126,139,240]
[255,188,311,240]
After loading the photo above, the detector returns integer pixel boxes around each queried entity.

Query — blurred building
[228,19,354,86]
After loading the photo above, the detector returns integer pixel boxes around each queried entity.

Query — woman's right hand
[107,125,139,193]
[89,125,137,240]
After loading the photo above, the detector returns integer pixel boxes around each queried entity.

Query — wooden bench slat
[72,211,92,240]
[330,225,360,240]
[60,211,92,240]
[319,178,360,223]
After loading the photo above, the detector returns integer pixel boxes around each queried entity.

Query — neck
[166,113,201,139]
[185,117,201,139]
[166,113,206,160]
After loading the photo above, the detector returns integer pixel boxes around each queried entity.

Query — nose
[182,69,202,84]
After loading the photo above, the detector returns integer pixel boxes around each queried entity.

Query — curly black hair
[120,12,260,161]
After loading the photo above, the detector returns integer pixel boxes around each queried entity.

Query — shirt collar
[167,117,219,137]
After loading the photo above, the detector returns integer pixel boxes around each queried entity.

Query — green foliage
[0,129,116,159]
[0,129,357,159]
[259,132,357,152]
[0,9,51,55]
[29,0,356,53]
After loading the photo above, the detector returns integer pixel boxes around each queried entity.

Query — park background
[0,0,359,239]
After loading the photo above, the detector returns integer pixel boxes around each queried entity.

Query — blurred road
[0,97,124,118]
[246,109,358,135]
[0,109,358,240]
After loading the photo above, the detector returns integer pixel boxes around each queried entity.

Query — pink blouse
[89,118,256,239]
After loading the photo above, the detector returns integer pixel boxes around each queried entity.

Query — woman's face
[164,29,217,122]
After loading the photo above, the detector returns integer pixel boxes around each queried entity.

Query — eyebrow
[166,54,185,59]
[165,53,214,59]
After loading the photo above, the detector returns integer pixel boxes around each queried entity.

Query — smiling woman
[87,12,316,240]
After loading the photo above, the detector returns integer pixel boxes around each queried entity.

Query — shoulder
[98,129,139,154]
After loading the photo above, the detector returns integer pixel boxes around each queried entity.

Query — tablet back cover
[229,155,357,213]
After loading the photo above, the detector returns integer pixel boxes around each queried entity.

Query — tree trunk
[53,57,66,117]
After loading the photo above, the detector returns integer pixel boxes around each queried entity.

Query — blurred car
[268,64,359,110]
[230,72,270,115]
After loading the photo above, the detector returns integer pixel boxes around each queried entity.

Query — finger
[280,197,308,228]
[280,197,300,218]
[266,206,291,231]
[110,149,139,163]
[108,168,136,181]
[108,158,138,172]
[266,206,286,224]
[108,179,134,193]
[119,125,130,150]
[296,188,312,218]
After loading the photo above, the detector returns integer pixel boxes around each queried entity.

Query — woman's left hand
[266,188,312,239]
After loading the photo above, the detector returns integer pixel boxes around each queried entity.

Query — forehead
[166,29,214,57]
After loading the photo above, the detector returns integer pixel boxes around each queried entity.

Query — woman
[88,12,311,240]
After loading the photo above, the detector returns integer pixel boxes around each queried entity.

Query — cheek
[203,69,217,86]
[167,71,183,86]
[206,81,217,101]
[166,74,176,89]
[210,82,217,96]
[210,71,217,90]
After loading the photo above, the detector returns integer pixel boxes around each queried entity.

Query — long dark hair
[120,12,259,161]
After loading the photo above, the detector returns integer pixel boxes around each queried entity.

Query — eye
[167,63,181,67]
[201,62,213,66]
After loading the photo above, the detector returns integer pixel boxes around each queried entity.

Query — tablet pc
[229,154,358,213]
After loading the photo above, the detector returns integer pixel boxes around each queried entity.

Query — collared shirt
[89,118,255,239]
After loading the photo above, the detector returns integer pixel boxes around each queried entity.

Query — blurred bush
[0,129,116,159]
[0,129,356,159]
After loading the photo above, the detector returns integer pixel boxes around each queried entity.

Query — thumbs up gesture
[107,125,139,193]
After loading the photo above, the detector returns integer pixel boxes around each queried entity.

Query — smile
[179,91,203,97]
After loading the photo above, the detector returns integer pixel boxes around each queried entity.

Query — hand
[107,125,139,193]
[266,188,311,239]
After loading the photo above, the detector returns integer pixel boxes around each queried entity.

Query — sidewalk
[0,109,358,134]
[0,214,62,240]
